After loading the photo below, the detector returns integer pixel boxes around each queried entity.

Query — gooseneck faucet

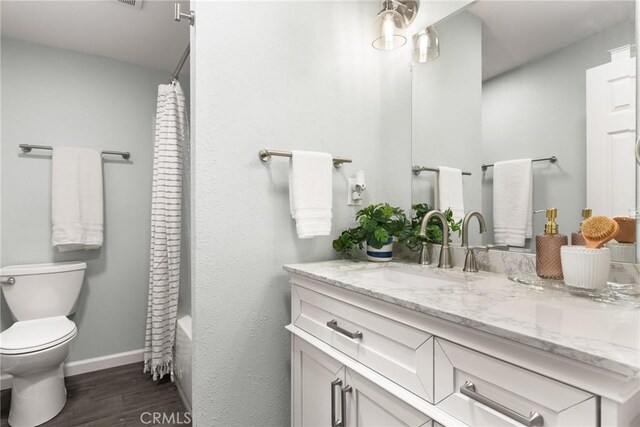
[418,210,452,268]
[462,211,487,272]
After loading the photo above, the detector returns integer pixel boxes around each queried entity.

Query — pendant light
[372,0,419,51]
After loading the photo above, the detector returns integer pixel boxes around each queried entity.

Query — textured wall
[482,21,634,250]
[192,1,411,425]
[0,38,191,361]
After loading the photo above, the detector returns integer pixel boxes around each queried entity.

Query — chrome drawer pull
[341,385,352,427]
[331,379,342,427]
[1,277,15,285]
[326,320,363,339]
[460,381,544,427]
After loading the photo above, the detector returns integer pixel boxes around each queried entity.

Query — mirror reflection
[411,0,637,263]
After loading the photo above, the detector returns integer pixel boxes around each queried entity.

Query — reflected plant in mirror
[411,0,638,263]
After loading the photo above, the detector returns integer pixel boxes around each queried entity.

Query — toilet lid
[0,316,76,355]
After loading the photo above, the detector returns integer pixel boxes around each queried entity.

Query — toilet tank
[0,262,87,321]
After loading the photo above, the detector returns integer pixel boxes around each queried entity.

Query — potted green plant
[403,203,462,252]
[332,203,411,262]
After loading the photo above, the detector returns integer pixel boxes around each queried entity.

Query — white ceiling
[469,0,635,80]
[1,0,190,75]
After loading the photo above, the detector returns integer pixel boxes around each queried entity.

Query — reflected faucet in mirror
[418,210,452,268]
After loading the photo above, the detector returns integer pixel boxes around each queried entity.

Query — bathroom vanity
[285,260,640,427]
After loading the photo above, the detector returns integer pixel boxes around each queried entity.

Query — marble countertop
[284,260,640,378]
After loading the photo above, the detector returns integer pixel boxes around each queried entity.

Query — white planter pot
[366,238,393,262]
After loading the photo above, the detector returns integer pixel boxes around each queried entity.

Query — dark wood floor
[1,363,190,427]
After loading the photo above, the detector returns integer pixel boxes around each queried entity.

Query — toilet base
[8,364,67,427]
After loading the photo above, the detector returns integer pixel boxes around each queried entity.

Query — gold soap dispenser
[536,208,568,280]
[571,208,592,246]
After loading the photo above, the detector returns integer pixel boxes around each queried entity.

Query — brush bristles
[581,216,617,241]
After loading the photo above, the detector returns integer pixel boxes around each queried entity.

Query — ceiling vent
[115,0,143,10]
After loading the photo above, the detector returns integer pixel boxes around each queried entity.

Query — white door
[586,45,636,217]
[292,336,345,427]
[343,369,432,427]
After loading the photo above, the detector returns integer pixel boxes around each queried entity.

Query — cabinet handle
[460,381,544,427]
[331,379,342,427]
[326,320,363,339]
[341,385,352,427]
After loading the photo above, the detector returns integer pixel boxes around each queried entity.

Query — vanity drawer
[292,284,435,403]
[434,338,597,427]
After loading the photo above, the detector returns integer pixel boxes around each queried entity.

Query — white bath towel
[51,147,103,251]
[437,166,465,222]
[493,159,533,247]
[289,150,333,238]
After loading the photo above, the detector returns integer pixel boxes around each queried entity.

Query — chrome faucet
[418,210,452,269]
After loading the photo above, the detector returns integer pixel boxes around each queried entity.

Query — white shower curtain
[144,81,187,381]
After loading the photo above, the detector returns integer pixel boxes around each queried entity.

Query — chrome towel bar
[482,156,557,172]
[258,148,351,169]
[19,144,131,160]
[412,165,472,176]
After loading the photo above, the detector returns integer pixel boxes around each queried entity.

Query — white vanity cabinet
[287,265,640,427]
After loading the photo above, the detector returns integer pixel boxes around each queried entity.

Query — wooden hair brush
[581,216,619,249]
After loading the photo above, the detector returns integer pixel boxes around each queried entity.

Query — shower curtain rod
[170,43,190,82]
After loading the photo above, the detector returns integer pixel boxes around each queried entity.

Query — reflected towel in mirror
[493,159,533,247]
[437,166,465,222]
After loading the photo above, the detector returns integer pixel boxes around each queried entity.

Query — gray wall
[192,1,411,425]
[1,38,191,362]
[482,21,635,250]
[411,11,482,244]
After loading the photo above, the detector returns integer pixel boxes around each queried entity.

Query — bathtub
[174,315,192,411]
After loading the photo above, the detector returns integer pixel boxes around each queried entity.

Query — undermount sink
[361,265,480,288]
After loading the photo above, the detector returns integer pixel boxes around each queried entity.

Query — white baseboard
[175,381,192,414]
[1,348,145,390]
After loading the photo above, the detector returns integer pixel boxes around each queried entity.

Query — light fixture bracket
[383,0,419,28]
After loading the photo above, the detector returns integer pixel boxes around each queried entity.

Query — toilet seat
[0,316,76,355]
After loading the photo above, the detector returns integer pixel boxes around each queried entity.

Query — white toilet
[0,262,86,427]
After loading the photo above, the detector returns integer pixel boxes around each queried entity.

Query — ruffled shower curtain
[144,81,187,380]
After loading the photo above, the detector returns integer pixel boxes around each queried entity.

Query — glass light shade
[372,8,407,50]
[412,27,440,63]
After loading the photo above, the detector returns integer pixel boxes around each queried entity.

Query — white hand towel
[437,166,464,222]
[289,150,333,239]
[52,147,104,251]
[493,159,533,247]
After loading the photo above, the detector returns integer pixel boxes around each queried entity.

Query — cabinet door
[293,336,345,427]
[344,368,432,427]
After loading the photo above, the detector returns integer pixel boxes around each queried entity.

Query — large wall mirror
[411,0,637,263]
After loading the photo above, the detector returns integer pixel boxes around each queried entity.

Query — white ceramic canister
[560,246,610,290]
